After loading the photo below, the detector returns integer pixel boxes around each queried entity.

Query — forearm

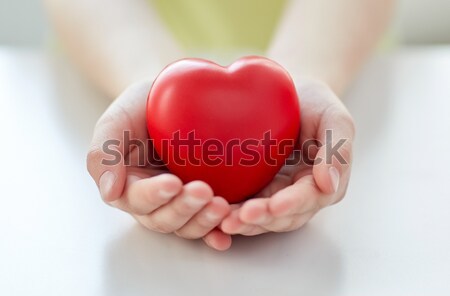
[268,0,394,96]
[44,0,183,98]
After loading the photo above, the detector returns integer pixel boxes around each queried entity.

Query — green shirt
[150,0,286,52]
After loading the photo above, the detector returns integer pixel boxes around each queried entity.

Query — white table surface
[0,47,449,296]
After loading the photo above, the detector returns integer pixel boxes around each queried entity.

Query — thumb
[86,81,151,202]
[86,114,127,203]
[312,101,355,204]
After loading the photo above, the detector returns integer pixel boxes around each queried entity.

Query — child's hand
[87,81,232,251]
[87,78,354,248]
[220,80,355,236]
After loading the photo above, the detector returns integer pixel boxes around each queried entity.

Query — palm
[220,80,355,236]
[88,79,354,248]
[256,82,332,198]
[89,81,233,251]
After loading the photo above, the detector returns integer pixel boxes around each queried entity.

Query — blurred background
[0,0,449,48]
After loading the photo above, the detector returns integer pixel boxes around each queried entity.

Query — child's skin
[45,0,394,250]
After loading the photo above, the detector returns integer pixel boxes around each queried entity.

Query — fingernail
[205,211,220,221]
[185,195,207,207]
[159,189,176,200]
[329,167,340,193]
[253,214,269,225]
[99,171,116,200]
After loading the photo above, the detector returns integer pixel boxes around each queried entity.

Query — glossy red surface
[147,56,300,203]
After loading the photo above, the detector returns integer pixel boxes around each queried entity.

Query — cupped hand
[220,79,355,236]
[87,81,232,251]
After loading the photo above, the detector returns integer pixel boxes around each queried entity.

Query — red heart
[147,56,300,203]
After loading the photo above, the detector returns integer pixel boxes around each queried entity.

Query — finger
[268,175,323,217]
[238,198,273,225]
[254,173,291,198]
[239,227,268,236]
[263,211,318,232]
[175,197,231,239]
[86,81,152,202]
[222,204,270,236]
[136,181,213,233]
[313,99,355,201]
[220,210,255,235]
[241,188,320,233]
[125,173,183,215]
[202,229,232,251]
[238,198,296,234]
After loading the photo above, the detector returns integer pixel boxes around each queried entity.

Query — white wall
[0,0,449,47]
[396,0,450,44]
[0,0,49,47]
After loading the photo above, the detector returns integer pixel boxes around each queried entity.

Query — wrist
[265,53,349,97]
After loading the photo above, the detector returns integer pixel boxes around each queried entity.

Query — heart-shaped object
[147,56,300,203]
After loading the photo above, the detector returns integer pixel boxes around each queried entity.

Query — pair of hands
[87,79,355,251]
